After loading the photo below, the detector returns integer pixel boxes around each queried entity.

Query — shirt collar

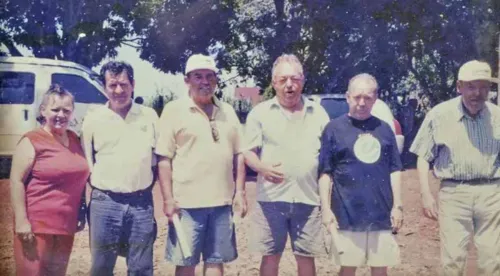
[269,96,314,111]
[185,96,221,109]
[104,101,141,117]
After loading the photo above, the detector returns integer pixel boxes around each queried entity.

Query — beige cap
[185,54,217,75]
[458,60,499,83]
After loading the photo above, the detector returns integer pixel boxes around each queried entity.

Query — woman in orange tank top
[9,84,90,276]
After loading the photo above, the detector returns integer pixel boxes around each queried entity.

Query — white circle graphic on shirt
[353,133,381,164]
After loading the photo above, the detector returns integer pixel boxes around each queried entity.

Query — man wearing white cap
[156,54,246,276]
[411,60,500,275]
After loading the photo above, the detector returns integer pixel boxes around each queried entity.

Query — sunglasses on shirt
[209,119,219,142]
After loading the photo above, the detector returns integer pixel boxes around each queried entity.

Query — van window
[52,73,107,104]
[0,72,35,104]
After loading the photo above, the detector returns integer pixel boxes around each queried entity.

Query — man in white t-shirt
[243,54,330,276]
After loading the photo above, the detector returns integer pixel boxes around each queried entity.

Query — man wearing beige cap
[410,60,500,275]
[156,54,246,276]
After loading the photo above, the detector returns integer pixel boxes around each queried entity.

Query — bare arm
[390,170,404,232]
[243,150,284,183]
[417,157,432,195]
[158,155,174,202]
[233,153,248,217]
[319,173,337,231]
[234,153,246,192]
[243,150,265,174]
[10,138,35,239]
[80,118,94,173]
[390,171,403,208]
[319,173,332,212]
[417,157,438,219]
[157,155,179,220]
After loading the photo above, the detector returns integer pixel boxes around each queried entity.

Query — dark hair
[100,61,134,85]
[37,84,74,124]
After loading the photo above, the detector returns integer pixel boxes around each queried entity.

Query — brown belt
[442,178,500,185]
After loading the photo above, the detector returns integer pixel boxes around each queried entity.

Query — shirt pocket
[93,122,122,152]
[133,123,156,150]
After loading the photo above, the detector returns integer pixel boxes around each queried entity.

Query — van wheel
[0,157,12,179]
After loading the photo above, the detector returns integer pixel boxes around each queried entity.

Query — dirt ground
[0,170,478,275]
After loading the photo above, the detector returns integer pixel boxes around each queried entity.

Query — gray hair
[271,54,304,81]
[37,84,74,124]
[347,73,379,94]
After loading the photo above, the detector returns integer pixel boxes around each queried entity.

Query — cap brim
[459,77,500,84]
[185,67,217,75]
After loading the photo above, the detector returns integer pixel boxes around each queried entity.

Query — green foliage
[3,0,499,111]
[148,86,176,116]
[0,0,161,67]
[220,0,500,107]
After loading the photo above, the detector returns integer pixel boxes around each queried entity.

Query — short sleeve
[225,104,243,154]
[242,107,263,152]
[80,111,96,169]
[409,112,437,162]
[149,109,160,166]
[318,122,336,176]
[387,126,403,172]
[154,103,177,158]
[317,104,331,132]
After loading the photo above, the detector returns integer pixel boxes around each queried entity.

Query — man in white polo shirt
[156,54,246,276]
[243,54,330,276]
[81,61,159,276]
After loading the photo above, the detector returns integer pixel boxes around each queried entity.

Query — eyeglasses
[191,73,217,84]
[210,119,219,142]
[275,75,304,86]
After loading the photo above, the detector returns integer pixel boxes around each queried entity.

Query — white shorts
[328,230,400,267]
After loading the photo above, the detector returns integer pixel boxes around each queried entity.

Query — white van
[0,56,108,177]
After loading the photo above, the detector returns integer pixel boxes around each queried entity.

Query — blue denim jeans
[166,205,237,266]
[88,188,157,276]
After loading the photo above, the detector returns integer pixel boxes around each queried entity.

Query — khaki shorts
[328,230,400,267]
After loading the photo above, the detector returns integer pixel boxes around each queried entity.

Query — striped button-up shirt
[410,96,500,180]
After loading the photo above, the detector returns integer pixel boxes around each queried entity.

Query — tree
[138,0,238,73]
[0,0,161,67]
[219,0,499,106]
[148,86,177,116]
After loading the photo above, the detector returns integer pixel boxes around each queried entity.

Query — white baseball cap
[458,60,499,83]
[185,54,217,75]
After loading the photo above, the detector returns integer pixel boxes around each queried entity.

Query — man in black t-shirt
[318,73,403,276]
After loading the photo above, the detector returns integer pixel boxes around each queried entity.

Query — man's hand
[391,206,404,233]
[163,199,180,222]
[261,162,285,184]
[15,218,34,243]
[421,192,438,220]
[233,191,248,218]
[322,208,338,233]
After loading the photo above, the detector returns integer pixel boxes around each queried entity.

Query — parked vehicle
[0,56,108,177]
[308,94,405,154]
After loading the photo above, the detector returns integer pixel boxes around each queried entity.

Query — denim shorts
[166,205,237,266]
[250,201,326,257]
